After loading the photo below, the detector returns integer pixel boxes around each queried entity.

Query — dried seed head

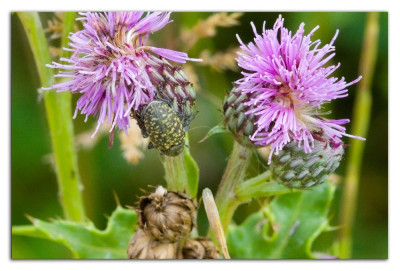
[223,88,259,148]
[127,228,178,259]
[137,186,197,243]
[181,238,205,259]
[197,237,221,259]
[181,237,220,259]
[270,136,344,188]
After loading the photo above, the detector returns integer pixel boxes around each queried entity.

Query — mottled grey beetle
[142,101,186,156]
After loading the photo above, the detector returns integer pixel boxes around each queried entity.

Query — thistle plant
[12,12,382,260]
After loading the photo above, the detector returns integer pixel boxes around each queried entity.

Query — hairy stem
[163,153,187,192]
[338,12,379,259]
[162,134,199,199]
[214,141,252,232]
[17,12,86,222]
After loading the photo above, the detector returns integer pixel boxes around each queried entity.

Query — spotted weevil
[142,100,186,156]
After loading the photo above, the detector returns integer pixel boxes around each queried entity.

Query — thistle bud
[127,228,178,259]
[223,88,258,147]
[181,237,220,259]
[137,186,197,243]
[270,136,344,188]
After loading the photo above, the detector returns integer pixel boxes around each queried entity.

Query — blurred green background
[11,12,388,259]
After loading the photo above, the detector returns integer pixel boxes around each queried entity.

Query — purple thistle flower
[235,15,364,162]
[46,12,201,136]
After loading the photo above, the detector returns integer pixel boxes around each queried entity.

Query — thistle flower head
[46,12,200,135]
[235,15,364,162]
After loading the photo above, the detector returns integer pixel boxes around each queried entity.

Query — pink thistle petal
[148,47,203,63]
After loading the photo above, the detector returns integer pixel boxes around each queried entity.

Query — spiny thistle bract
[225,15,364,163]
[270,135,344,188]
[223,87,257,147]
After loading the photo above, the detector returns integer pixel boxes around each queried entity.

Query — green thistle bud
[270,137,344,188]
[137,186,197,243]
[223,88,258,147]
[127,228,178,259]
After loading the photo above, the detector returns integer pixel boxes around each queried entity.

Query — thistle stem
[338,12,379,258]
[163,153,187,192]
[162,134,199,199]
[214,141,252,232]
[235,171,297,202]
[17,12,86,222]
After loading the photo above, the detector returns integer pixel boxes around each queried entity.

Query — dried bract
[127,228,178,259]
[182,237,220,259]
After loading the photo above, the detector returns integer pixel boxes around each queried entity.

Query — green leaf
[12,206,137,259]
[227,181,336,259]
[183,135,199,198]
[199,123,226,143]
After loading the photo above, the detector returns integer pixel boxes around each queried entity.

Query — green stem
[338,12,379,259]
[214,141,252,232]
[163,153,187,191]
[235,171,297,202]
[162,134,199,199]
[17,12,86,222]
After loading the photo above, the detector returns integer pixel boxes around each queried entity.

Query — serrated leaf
[12,206,137,259]
[199,123,226,143]
[184,135,199,198]
[12,224,48,239]
[227,181,335,259]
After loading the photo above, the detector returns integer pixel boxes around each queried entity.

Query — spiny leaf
[12,224,48,239]
[199,123,226,143]
[227,181,335,259]
[12,206,137,259]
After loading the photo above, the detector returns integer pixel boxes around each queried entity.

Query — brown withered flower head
[127,228,178,259]
[181,237,220,259]
[137,186,197,243]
